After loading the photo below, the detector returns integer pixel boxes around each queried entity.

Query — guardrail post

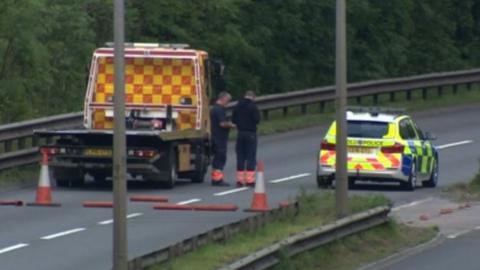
[262,110,269,121]
[18,137,26,150]
[4,140,12,152]
[437,86,443,97]
[406,89,412,101]
[300,104,307,115]
[389,92,395,102]
[422,88,428,100]
[373,94,378,105]
[356,96,361,104]
[319,101,325,113]
[282,107,288,117]
[453,84,458,95]
[32,136,39,147]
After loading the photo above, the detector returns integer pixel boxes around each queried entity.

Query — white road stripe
[447,229,472,239]
[41,228,86,240]
[98,212,144,225]
[269,173,311,184]
[127,212,143,219]
[392,198,433,212]
[0,243,29,255]
[214,187,249,196]
[436,140,474,150]
[475,226,480,230]
[98,219,113,225]
[176,198,201,205]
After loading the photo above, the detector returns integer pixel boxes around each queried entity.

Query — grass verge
[443,163,480,201]
[149,192,435,270]
[272,221,437,270]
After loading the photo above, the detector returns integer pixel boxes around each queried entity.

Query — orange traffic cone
[245,161,269,212]
[27,149,61,207]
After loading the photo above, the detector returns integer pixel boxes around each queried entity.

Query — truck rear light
[381,143,404,154]
[128,149,157,158]
[321,141,336,151]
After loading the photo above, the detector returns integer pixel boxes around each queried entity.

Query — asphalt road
[0,104,479,270]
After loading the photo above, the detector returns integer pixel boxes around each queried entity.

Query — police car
[317,108,438,190]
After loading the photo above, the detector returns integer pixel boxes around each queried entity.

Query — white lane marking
[127,212,143,219]
[0,243,29,255]
[214,187,249,196]
[392,198,433,212]
[269,173,311,184]
[98,219,114,225]
[475,226,480,230]
[41,228,86,240]
[176,198,201,205]
[98,212,144,225]
[447,229,473,239]
[436,140,474,150]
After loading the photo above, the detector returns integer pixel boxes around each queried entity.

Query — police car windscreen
[347,121,388,138]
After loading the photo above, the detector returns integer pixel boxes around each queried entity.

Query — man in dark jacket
[210,91,235,186]
[232,90,260,187]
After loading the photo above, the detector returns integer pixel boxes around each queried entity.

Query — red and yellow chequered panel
[93,109,113,130]
[176,111,197,130]
[92,57,198,130]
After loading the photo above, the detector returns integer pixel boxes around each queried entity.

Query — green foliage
[0,0,478,123]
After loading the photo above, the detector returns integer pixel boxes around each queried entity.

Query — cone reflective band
[27,149,61,207]
[245,161,269,212]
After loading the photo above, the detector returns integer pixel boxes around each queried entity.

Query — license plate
[84,148,112,157]
[348,146,374,154]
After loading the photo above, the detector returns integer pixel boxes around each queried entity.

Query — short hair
[244,90,256,98]
[217,91,231,100]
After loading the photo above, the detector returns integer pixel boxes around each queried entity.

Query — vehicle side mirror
[425,132,437,141]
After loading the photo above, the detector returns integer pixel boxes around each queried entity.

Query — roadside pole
[113,0,128,269]
[335,0,348,218]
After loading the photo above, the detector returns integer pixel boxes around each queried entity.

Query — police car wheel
[402,162,416,191]
[422,160,438,188]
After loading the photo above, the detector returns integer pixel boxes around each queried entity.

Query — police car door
[410,120,433,179]
[399,119,421,176]
[405,119,428,178]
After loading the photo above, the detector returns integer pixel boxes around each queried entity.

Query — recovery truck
[35,43,223,188]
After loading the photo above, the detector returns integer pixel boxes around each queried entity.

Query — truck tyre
[190,144,208,183]
[160,144,178,189]
[316,175,332,188]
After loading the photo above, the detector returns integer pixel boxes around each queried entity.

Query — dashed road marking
[41,228,86,240]
[447,229,473,239]
[98,212,144,225]
[475,226,480,230]
[177,198,201,205]
[127,212,143,219]
[0,243,29,255]
[269,173,311,184]
[214,187,249,196]
[392,198,433,212]
[437,140,474,150]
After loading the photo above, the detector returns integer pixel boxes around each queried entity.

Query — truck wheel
[161,161,177,189]
[92,173,107,183]
[191,150,207,183]
[56,177,85,188]
[316,176,332,188]
[160,145,178,189]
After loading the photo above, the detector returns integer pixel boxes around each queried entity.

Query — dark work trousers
[236,131,257,171]
[212,139,227,171]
